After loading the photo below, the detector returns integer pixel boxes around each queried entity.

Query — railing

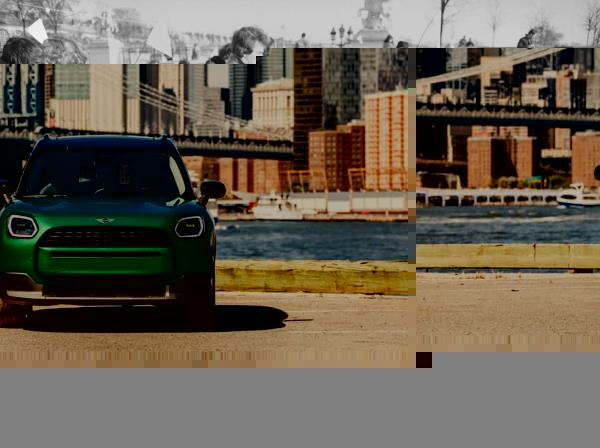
[417,244,600,271]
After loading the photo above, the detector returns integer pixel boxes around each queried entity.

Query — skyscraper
[361,48,408,94]
[293,48,324,171]
[323,49,361,129]
[184,65,227,135]
[140,65,160,134]
[259,48,294,82]
[50,65,126,133]
[294,48,408,174]
[47,65,187,135]
[229,64,259,120]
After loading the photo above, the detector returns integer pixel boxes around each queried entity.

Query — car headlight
[8,215,39,238]
[175,216,204,238]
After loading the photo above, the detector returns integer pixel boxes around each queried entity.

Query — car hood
[5,196,204,220]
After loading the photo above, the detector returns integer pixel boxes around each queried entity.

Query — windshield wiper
[164,196,187,208]
[21,194,68,198]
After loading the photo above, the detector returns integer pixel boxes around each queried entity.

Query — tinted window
[18,150,188,197]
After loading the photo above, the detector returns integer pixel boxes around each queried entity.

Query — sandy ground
[418,273,600,352]
[0,292,415,368]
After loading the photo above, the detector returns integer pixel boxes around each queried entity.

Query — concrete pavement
[0,292,415,367]
[418,273,600,352]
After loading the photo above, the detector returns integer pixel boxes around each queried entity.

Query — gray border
[0,369,419,448]
[4,356,600,447]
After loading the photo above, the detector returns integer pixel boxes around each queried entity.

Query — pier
[417,188,559,206]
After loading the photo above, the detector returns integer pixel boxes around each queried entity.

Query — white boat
[251,192,316,221]
[557,183,600,208]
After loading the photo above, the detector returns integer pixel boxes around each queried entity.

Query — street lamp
[331,25,352,47]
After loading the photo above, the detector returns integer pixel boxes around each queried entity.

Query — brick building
[182,156,292,195]
[467,136,537,187]
[467,137,494,188]
[308,121,366,191]
[572,131,600,187]
[364,90,408,191]
[337,121,366,189]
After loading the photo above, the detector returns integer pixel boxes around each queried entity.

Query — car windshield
[17,150,189,198]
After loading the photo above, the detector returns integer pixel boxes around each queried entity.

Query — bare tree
[2,0,44,35]
[438,0,467,48]
[42,0,74,35]
[488,0,502,46]
[530,10,564,47]
[584,1,600,46]
[439,0,451,48]
[110,8,148,44]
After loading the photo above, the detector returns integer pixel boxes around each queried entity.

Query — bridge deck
[0,127,294,160]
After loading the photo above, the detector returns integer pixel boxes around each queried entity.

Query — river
[216,221,414,261]
[417,205,600,244]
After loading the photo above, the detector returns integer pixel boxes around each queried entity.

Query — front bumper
[0,225,215,286]
[1,272,209,306]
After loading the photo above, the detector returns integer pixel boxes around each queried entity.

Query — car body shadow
[20,305,288,333]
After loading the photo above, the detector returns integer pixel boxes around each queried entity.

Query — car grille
[39,227,170,248]
[42,284,167,298]
[44,275,167,285]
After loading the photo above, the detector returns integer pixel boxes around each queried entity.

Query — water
[216,221,414,261]
[215,208,600,260]
[417,206,600,244]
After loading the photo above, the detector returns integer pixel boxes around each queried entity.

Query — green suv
[0,135,226,330]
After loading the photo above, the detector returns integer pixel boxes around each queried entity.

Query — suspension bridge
[416,47,565,91]
[416,102,600,128]
[1,64,294,161]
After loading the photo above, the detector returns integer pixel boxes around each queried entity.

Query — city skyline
[1,51,408,195]
[416,48,600,191]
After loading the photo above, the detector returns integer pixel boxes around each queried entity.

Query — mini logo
[97,217,115,224]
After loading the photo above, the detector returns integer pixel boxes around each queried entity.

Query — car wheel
[177,271,215,332]
[0,292,32,328]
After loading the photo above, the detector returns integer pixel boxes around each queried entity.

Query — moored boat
[557,183,600,208]
[250,192,316,220]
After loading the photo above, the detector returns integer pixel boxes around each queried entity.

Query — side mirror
[595,165,600,181]
[0,179,18,206]
[199,180,226,206]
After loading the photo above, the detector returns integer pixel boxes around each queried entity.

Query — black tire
[0,285,32,328]
[176,270,215,332]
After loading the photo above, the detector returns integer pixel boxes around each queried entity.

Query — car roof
[32,135,179,154]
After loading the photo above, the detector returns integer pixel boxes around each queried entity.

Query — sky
[73,0,587,46]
